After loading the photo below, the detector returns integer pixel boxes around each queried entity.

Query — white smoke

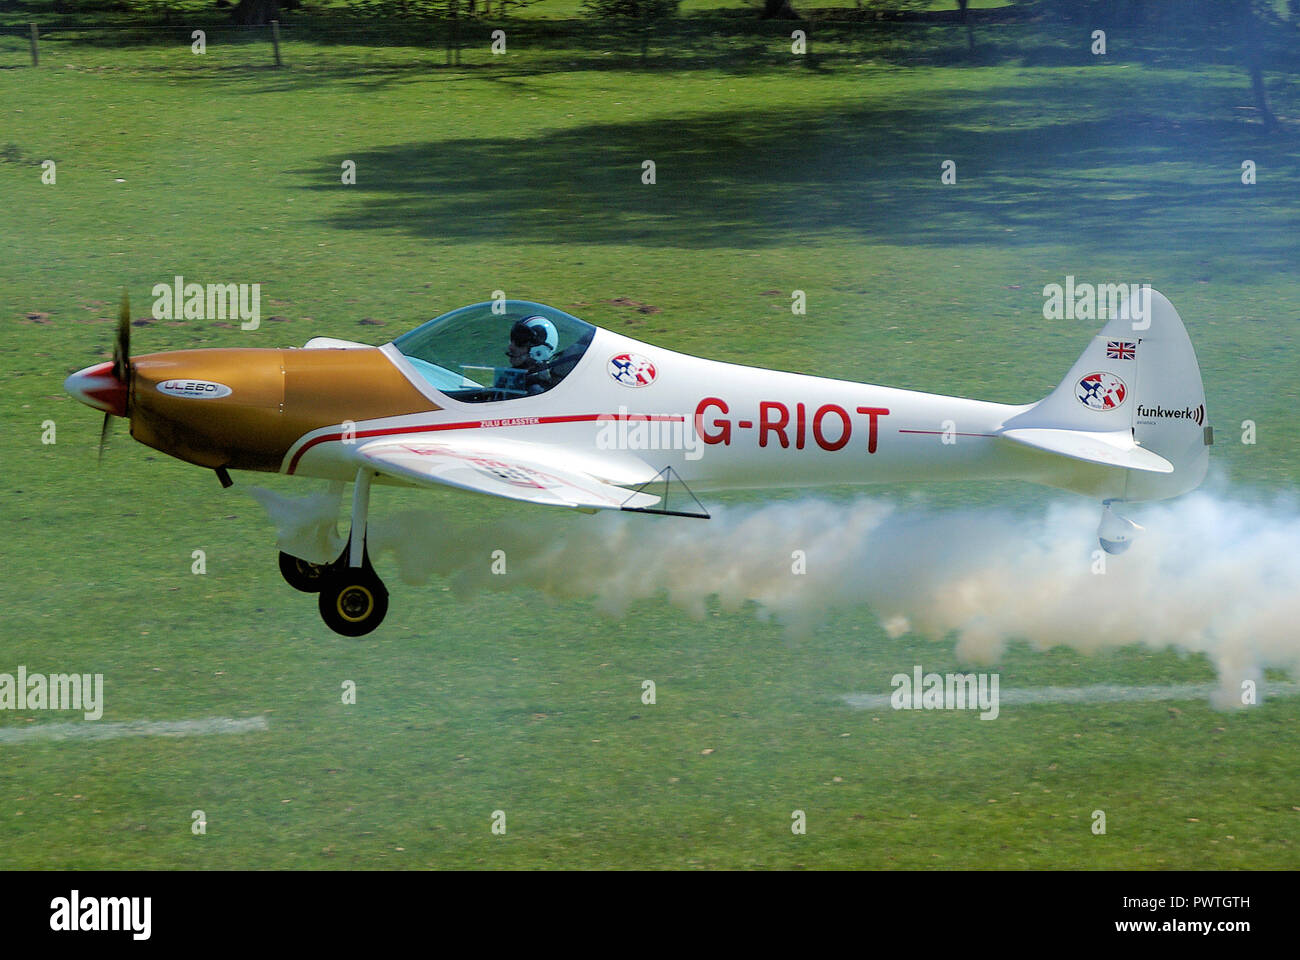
[252,486,1300,707]
[248,485,344,565]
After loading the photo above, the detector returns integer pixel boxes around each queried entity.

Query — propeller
[97,410,113,464]
[112,288,131,383]
[98,290,133,463]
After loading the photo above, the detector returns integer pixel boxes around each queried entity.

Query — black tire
[318,566,389,637]
[279,551,331,593]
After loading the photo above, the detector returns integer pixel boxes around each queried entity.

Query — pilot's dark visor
[509,320,546,347]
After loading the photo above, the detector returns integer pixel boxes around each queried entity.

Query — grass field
[1,9,1298,868]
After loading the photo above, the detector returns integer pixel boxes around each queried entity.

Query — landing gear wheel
[318,567,389,637]
[279,551,331,593]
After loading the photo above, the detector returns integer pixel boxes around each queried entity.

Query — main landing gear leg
[316,469,389,637]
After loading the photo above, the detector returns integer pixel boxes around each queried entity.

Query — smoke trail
[247,485,344,565]
[253,486,1300,707]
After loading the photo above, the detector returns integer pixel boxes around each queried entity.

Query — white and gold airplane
[65,290,1210,636]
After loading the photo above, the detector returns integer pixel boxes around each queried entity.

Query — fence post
[270,20,282,68]
[30,23,39,67]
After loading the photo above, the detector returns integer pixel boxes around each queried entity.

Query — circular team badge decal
[1075,372,1127,411]
[608,352,657,387]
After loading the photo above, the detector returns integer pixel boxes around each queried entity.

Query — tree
[760,0,799,19]
[231,0,300,25]
[581,0,679,17]
[956,0,974,53]
[1025,0,1292,134]
[1239,1,1279,132]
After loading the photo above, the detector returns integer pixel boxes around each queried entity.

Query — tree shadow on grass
[303,74,1299,274]
[22,16,1300,92]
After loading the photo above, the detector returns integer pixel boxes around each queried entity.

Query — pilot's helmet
[510,316,558,364]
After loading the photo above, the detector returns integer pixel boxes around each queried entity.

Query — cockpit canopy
[392,300,596,403]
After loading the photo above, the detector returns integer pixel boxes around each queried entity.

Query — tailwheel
[278,551,332,593]
[318,565,389,637]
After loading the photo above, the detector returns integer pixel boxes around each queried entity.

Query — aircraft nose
[64,361,128,417]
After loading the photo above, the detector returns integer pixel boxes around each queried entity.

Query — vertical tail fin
[1000,288,1210,502]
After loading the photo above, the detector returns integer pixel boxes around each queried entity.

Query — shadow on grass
[12,14,1300,89]
[303,74,1299,270]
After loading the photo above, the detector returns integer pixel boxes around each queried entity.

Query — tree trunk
[1242,2,1277,133]
[231,0,281,26]
[761,0,798,19]
[958,0,974,53]
[1248,60,1277,132]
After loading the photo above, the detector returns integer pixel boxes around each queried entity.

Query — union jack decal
[1106,341,1136,360]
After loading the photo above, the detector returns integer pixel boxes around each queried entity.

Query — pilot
[500,316,558,395]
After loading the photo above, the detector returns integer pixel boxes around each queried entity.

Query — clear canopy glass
[392,300,596,403]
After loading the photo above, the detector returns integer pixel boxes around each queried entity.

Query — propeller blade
[112,289,131,385]
[98,411,112,464]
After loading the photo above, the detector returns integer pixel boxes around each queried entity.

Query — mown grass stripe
[0,716,269,744]
[841,683,1300,711]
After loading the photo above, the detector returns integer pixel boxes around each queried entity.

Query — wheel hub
[337,585,374,622]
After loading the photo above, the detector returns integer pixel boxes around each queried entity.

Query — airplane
[64,289,1211,636]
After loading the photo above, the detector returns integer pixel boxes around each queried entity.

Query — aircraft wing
[356,436,662,512]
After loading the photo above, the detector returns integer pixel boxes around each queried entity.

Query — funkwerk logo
[1136,403,1205,426]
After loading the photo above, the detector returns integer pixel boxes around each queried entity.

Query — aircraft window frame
[391,301,597,404]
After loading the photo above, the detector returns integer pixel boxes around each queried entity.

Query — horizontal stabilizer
[1000,428,1174,474]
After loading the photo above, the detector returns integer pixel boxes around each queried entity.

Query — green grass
[1,15,1298,868]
